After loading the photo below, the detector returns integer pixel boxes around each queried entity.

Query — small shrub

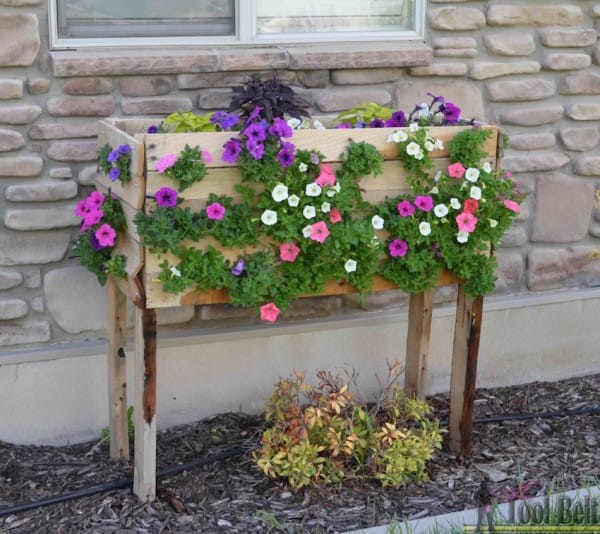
[254,362,443,490]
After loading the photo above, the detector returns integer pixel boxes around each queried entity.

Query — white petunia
[489,219,498,228]
[287,117,301,130]
[326,182,341,198]
[409,122,420,133]
[457,231,469,244]
[302,225,313,238]
[414,150,425,160]
[321,202,331,213]
[312,119,325,130]
[417,103,429,119]
[424,140,435,152]
[371,215,385,230]
[303,205,316,219]
[287,194,300,207]
[261,209,278,226]
[271,183,289,202]
[419,221,431,236]
[387,130,408,143]
[465,168,480,183]
[434,170,442,182]
[434,204,449,218]
[344,259,357,273]
[450,198,461,210]
[430,186,439,195]
[298,162,308,173]
[406,142,421,156]
[170,265,181,277]
[470,186,482,200]
[434,139,444,150]
[305,183,322,197]
[482,161,492,173]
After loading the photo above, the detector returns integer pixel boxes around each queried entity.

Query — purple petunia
[244,121,268,143]
[90,232,103,251]
[277,141,296,167]
[206,202,226,221]
[117,144,131,155]
[355,120,366,129]
[247,139,265,160]
[369,118,386,128]
[335,122,352,129]
[231,258,245,276]
[211,111,239,130]
[310,152,320,165]
[385,110,406,128]
[155,187,178,208]
[427,92,445,105]
[147,125,158,134]
[107,150,119,163]
[442,102,461,124]
[222,139,242,164]
[269,117,293,139]
[109,168,121,182]
[247,106,262,123]
[389,239,409,258]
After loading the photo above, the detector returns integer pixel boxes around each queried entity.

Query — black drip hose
[1,407,599,518]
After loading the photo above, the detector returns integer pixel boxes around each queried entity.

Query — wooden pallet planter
[97,119,500,502]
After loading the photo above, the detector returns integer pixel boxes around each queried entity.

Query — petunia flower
[385,110,406,128]
[206,202,226,221]
[147,125,158,134]
[344,259,357,272]
[503,199,520,213]
[414,195,434,212]
[86,191,105,210]
[406,142,421,156]
[247,139,265,160]
[465,168,480,182]
[306,183,322,197]
[75,199,91,218]
[389,239,408,258]
[315,163,336,187]
[244,122,267,143]
[271,183,289,203]
[222,139,242,164]
[107,150,119,163]
[117,144,131,155]
[260,302,280,323]
[463,198,479,214]
[231,258,245,276]
[448,162,466,179]
[202,150,213,163]
[310,221,330,243]
[95,223,116,248]
[269,117,293,139]
[155,153,178,173]
[456,212,478,233]
[83,209,104,228]
[109,168,121,182]
[261,209,277,226]
[279,242,300,262]
[470,186,482,200]
[155,187,178,208]
[288,194,300,207]
[277,142,296,167]
[302,225,313,238]
[303,205,316,219]
[371,215,384,229]
[457,231,469,243]
[442,102,461,124]
[329,208,342,224]
[419,222,432,236]
[433,204,448,218]
[397,200,415,217]
[450,198,461,210]
[369,118,385,128]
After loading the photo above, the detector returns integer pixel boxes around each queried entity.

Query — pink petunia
[206,202,226,221]
[202,150,213,163]
[310,221,330,243]
[315,163,336,187]
[83,209,104,228]
[86,191,105,210]
[260,302,280,323]
[94,223,116,248]
[75,200,91,218]
[279,242,300,262]
[503,199,520,213]
[397,200,415,217]
[414,195,434,212]
[456,211,478,233]
[463,198,479,214]
[155,153,178,173]
[448,162,466,179]
[329,208,342,224]
[389,239,409,258]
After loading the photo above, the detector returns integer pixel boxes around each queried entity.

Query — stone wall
[1,0,600,348]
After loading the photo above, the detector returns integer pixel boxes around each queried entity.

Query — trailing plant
[153,144,211,192]
[254,361,443,490]
[97,143,132,184]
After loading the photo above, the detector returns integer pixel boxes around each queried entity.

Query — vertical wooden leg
[107,277,129,460]
[448,283,484,457]
[404,290,434,399]
[133,306,157,502]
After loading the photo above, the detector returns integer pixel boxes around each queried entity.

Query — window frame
[48,0,425,50]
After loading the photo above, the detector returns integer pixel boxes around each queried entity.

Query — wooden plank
[144,126,498,169]
[133,306,158,502]
[404,291,434,399]
[106,277,129,460]
[97,120,146,210]
[448,283,484,457]
[94,180,142,243]
[111,230,144,279]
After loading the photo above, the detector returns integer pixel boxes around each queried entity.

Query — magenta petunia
[206,202,226,221]
[202,150,213,163]
[95,223,116,248]
[414,195,434,212]
[397,200,415,217]
[389,239,409,258]
[231,258,245,276]
[75,199,91,218]
[86,191,105,210]
[155,187,178,208]
[83,209,104,228]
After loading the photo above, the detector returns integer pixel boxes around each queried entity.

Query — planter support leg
[133,306,157,502]
[107,277,129,460]
[404,290,434,399]
[449,283,483,457]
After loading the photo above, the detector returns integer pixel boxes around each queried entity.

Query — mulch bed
[1,374,599,533]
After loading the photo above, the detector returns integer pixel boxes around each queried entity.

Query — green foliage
[104,254,127,280]
[334,102,393,126]
[163,144,208,192]
[101,406,135,442]
[97,143,132,184]
[255,364,443,490]
[448,128,493,169]
[164,111,217,133]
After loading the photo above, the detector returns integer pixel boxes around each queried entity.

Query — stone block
[29,122,98,140]
[574,157,600,176]
[121,97,192,115]
[331,68,402,85]
[62,78,114,96]
[470,61,540,80]
[197,90,233,110]
[409,63,468,76]
[77,165,98,185]
[560,73,600,96]
[0,105,42,125]
[543,53,591,71]
[31,297,44,313]
[531,174,594,242]
[433,48,478,58]
[0,156,42,177]
[0,79,23,100]
[528,246,600,291]
[395,80,484,122]
[484,33,536,56]
[47,97,115,117]
[49,167,72,179]
[296,70,329,88]
[120,77,172,97]
[5,180,78,202]
[0,269,22,290]
[0,299,28,320]
[566,104,600,121]
[4,205,79,230]
[495,252,524,292]
[220,48,288,71]
[429,7,485,30]
[539,29,597,47]
[0,14,39,66]
[0,231,70,265]
[487,79,555,102]
[560,127,599,151]
[0,320,50,347]
[287,43,433,70]
[22,268,40,288]
[499,105,564,126]
[177,70,296,90]
[509,133,555,151]
[487,5,583,26]
[47,141,97,162]
[499,225,528,247]
[315,89,391,112]
[432,37,477,49]
[0,0,41,4]
[502,152,569,173]
[50,49,219,77]
[0,129,25,152]
[27,77,50,95]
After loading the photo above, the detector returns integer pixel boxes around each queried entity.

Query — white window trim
[49,0,425,50]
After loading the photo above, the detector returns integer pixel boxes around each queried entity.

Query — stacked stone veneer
[1,0,600,348]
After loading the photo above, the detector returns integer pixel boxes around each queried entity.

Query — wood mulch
[1,374,599,533]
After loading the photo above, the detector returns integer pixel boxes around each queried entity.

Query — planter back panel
[96,120,499,309]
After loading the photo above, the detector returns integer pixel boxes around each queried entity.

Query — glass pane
[57,0,235,38]
[256,0,415,35]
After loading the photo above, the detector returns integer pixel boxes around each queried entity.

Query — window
[49,0,423,48]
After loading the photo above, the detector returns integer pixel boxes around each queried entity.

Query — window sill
[49,42,432,77]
